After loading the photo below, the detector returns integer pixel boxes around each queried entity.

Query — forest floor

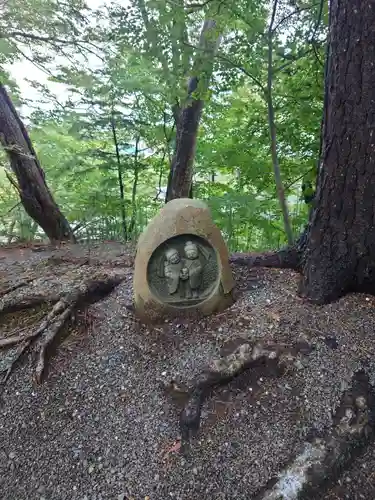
[1,241,375,500]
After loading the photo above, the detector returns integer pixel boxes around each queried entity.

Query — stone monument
[133,198,235,322]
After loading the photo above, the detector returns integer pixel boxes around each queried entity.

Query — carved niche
[147,234,219,307]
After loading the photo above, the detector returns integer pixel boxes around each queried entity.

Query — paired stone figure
[133,198,234,321]
[163,241,203,299]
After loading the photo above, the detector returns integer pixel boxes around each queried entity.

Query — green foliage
[0,0,327,250]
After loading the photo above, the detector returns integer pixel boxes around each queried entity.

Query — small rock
[294,359,304,370]
[355,396,367,409]
[192,467,198,475]
[324,336,339,349]
[8,452,16,460]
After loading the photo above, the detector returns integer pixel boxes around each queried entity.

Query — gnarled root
[0,273,125,385]
[1,341,30,384]
[256,370,375,499]
[179,342,298,445]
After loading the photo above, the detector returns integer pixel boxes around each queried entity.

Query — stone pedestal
[133,198,235,322]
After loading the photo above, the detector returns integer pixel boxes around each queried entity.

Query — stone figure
[160,241,208,300]
[182,241,203,299]
[163,248,183,295]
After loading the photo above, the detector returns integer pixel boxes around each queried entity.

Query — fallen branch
[179,341,298,445]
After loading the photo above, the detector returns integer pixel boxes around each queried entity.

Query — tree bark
[0,84,75,243]
[165,19,222,202]
[299,0,375,303]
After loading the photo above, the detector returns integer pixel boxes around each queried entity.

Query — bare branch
[4,30,80,45]
[272,2,320,33]
[275,47,316,73]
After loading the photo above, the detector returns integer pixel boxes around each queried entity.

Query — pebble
[355,396,367,409]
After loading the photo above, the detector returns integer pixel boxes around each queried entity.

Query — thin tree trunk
[110,110,127,241]
[165,19,222,202]
[128,136,140,237]
[267,0,293,246]
[7,219,15,244]
[299,0,375,303]
[0,83,75,243]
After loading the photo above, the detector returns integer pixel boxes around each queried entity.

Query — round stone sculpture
[133,198,235,322]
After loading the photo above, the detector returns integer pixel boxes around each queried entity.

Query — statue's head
[184,241,198,259]
[165,248,180,264]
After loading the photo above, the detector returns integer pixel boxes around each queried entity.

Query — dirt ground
[1,241,375,499]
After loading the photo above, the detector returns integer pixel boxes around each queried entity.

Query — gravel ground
[1,242,375,500]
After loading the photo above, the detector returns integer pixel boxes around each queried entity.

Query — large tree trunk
[165,19,221,202]
[231,0,375,305]
[299,0,375,303]
[0,84,75,243]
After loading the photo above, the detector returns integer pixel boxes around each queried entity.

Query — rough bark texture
[299,0,375,303]
[0,84,75,243]
[165,20,221,202]
[231,1,375,305]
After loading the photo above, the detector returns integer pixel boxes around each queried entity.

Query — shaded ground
[1,242,375,499]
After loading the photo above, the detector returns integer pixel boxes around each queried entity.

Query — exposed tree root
[0,277,36,298]
[256,370,375,499]
[229,247,300,271]
[0,290,61,315]
[1,341,29,384]
[34,307,73,383]
[230,227,308,272]
[179,341,299,445]
[0,273,125,385]
[45,254,134,268]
